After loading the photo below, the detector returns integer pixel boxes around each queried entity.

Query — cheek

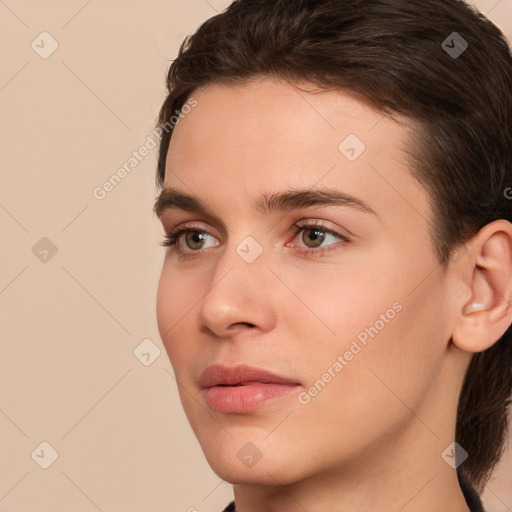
[277,262,397,359]
[283,295,446,468]
[321,278,448,416]
[156,264,200,369]
[289,255,447,408]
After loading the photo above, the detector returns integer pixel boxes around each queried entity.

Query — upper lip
[199,364,300,389]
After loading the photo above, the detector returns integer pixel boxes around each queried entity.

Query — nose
[198,242,277,338]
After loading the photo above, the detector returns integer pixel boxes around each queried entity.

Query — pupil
[305,228,325,247]
[188,232,206,249]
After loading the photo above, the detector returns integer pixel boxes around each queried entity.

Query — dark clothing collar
[458,472,485,512]
[221,471,485,512]
[222,502,236,512]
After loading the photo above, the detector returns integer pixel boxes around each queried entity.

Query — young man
[153,1,512,510]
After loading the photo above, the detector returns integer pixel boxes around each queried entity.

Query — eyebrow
[153,186,376,220]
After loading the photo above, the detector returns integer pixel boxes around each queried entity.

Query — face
[155,78,458,485]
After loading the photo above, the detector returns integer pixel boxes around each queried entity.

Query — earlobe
[452,220,512,354]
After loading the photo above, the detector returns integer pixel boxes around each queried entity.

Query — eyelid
[292,218,352,239]
[165,220,214,235]
[164,218,348,239]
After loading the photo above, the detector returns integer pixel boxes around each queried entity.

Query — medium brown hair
[154,0,512,493]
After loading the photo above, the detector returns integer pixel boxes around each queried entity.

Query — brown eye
[159,226,219,255]
[301,227,326,248]
[289,221,350,257]
[184,231,209,250]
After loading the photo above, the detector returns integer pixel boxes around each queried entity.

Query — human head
[154,0,512,494]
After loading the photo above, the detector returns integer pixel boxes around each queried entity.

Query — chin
[210,461,298,486]
[200,442,308,486]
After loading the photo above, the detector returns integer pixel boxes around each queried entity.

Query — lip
[199,364,301,413]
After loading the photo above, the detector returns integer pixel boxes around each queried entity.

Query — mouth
[199,364,302,413]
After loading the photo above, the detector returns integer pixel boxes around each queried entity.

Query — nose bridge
[198,232,274,335]
[210,230,267,283]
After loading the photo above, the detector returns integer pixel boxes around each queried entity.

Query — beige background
[1,1,511,511]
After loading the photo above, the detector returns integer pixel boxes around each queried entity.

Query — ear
[452,219,512,353]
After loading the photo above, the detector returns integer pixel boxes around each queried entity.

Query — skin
[155,77,512,512]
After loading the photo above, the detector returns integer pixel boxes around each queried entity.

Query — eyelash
[159,220,350,260]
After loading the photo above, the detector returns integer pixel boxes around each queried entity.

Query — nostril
[226,322,256,333]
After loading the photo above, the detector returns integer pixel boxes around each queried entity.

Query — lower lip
[204,382,301,413]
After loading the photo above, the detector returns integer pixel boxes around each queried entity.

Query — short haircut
[154,0,512,492]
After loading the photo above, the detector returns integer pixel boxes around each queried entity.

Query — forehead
[162,77,430,229]
[168,78,394,160]
[167,77,411,169]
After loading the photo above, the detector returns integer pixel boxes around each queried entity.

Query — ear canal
[461,267,494,315]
